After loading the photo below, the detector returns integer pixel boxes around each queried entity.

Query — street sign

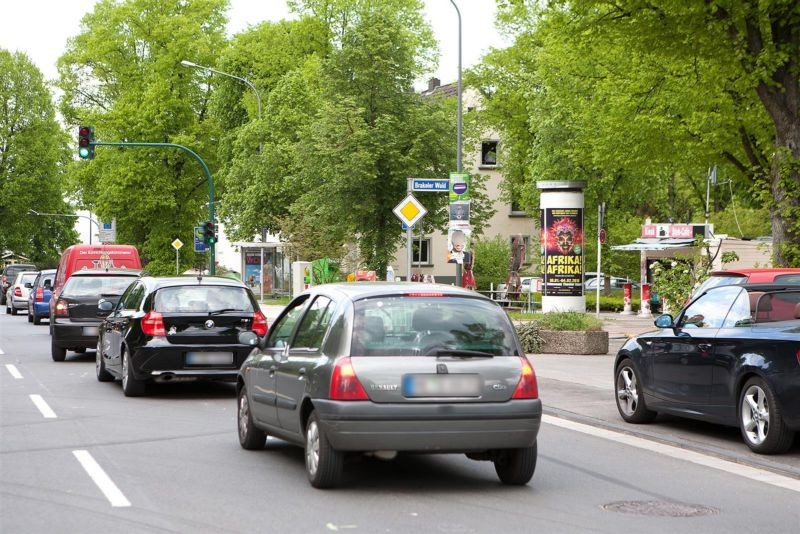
[599,228,607,245]
[411,178,449,192]
[393,194,427,227]
[449,172,470,201]
[401,222,415,231]
[194,226,208,252]
[171,238,183,250]
[97,219,116,243]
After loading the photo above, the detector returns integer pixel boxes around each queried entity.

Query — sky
[0,0,507,88]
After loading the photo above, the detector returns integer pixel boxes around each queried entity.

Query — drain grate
[602,501,720,517]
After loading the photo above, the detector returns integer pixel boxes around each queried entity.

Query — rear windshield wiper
[209,308,240,315]
[429,349,495,358]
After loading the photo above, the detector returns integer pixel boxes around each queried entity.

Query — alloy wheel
[122,352,130,390]
[741,384,770,446]
[306,420,320,477]
[238,394,250,442]
[616,366,639,416]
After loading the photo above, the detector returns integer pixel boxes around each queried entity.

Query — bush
[516,322,544,353]
[585,292,641,312]
[523,311,604,331]
[473,235,511,290]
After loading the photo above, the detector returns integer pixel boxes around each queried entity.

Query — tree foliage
[0,49,77,266]
[57,0,229,274]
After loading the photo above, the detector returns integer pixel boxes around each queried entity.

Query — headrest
[748,292,772,313]
[794,302,800,319]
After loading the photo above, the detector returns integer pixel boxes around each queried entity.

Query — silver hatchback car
[236,283,542,488]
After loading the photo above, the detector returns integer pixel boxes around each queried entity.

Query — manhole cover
[602,501,719,517]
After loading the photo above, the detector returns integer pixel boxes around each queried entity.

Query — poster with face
[541,208,584,296]
[446,225,472,265]
[449,201,470,222]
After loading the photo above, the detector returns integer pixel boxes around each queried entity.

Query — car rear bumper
[32,302,49,317]
[11,297,28,310]
[52,321,102,348]
[131,342,252,382]
[313,398,542,452]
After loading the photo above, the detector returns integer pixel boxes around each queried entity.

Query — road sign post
[394,189,428,282]
[172,238,184,275]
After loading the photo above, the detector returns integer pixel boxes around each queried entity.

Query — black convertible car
[615,284,800,454]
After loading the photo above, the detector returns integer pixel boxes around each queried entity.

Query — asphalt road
[2,311,800,533]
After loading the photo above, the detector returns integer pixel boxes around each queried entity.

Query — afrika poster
[541,207,584,296]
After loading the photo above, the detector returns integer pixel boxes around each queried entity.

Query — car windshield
[62,275,137,297]
[693,275,747,297]
[352,296,520,356]
[153,286,254,313]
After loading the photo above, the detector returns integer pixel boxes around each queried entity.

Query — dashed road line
[72,450,132,507]
[0,346,5,354]
[543,414,800,493]
[29,394,57,418]
[5,364,23,379]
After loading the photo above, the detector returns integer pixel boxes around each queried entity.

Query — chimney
[427,77,441,92]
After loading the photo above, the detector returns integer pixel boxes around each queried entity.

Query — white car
[585,277,638,290]
[5,271,38,315]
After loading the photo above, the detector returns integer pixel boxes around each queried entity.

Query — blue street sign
[402,222,415,231]
[194,226,208,252]
[411,179,449,192]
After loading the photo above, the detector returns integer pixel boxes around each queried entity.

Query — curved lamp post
[28,209,100,244]
[180,60,262,121]
[449,0,464,287]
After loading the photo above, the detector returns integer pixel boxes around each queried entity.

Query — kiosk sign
[541,207,584,296]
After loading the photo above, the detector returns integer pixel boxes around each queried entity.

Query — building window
[481,141,498,167]
[412,238,431,265]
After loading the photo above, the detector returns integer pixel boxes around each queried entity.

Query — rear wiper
[430,349,495,358]
[209,308,239,315]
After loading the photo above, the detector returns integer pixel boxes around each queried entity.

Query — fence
[480,283,540,314]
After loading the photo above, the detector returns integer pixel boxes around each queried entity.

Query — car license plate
[185,351,234,365]
[82,327,99,336]
[402,374,481,397]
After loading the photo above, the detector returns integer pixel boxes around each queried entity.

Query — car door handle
[698,343,713,352]
[297,367,306,380]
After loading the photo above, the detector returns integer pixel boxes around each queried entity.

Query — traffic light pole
[92,141,216,275]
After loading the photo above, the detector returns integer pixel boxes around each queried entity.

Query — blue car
[27,269,55,325]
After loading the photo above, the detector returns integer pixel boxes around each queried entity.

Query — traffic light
[202,221,216,245]
[78,125,95,159]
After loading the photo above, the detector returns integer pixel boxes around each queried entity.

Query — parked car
[614,283,800,454]
[50,244,141,318]
[5,271,38,315]
[50,269,141,362]
[236,282,542,488]
[96,276,268,397]
[691,268,800,299]
[1,263,36,305]
[27,269,56,324]
[584,277,639,291]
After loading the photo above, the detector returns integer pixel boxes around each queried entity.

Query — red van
[50,245,142,313]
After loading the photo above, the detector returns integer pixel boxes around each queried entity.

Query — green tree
[56,0,228,274]
[0,49,77,266]
[472,235,511,291]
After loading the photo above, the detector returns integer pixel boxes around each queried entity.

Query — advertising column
[537,181,586,312]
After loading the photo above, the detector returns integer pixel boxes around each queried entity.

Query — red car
[693,268,800,297]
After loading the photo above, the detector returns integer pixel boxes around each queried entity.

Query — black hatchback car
[96,276,268,397]
[50,269,141,361]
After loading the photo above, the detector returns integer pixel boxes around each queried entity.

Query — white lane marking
[543,414,800,493]
[29,394,57,418]
[5,364,23,379]
[0,347,5,354]
[72,450,132,508]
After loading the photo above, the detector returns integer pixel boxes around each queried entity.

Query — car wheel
[238,386,267,450]
[33,313,41,325]
[494,442,537,485]
[739,377,795,454]
[51,340,66,362]
[27,310,33,323]
[10,305,17,316]
[305,411,344,489]
[5,305,9,314]
[96,341,114,382]
[615,358,657,424]
[121,347,146,397]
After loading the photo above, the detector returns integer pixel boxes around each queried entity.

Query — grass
[259,296,292,306]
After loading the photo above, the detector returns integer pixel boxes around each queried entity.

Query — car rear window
[18,273,37,285]
[153,286,254,313]
[694,274,747,296]
[62,275,138,297]
[352,296,520,356]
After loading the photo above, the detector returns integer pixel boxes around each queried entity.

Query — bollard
[620,282,635,315]
[639,283,652,317]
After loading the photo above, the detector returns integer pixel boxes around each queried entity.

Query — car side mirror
[98,299,114,312]
[654,314,674,329]
[24,283,33,288]
[44,281,52,289]
[238,331,259,347]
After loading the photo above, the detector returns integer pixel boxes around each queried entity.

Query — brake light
[252,310,268,337]
[14,287,22,297]
[55,299,69,317]
[35,287,44,302]
[141,311,166,337]
[512,356,539,399]
[406,292,444,297]
[330,357,369,400]
[797,349,800,367]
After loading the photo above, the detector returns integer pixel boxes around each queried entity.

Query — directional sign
[393,194,427,227]
[194,226,208,252]
[171,238,183,250]
[411,178,449,192]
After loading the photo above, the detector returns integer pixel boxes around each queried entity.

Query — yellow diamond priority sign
[393,194,427,227]
[171,238,184,250]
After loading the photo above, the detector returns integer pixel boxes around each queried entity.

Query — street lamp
[180,60,262,121]
[28,209,101,245]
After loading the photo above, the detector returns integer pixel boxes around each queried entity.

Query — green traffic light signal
[78,126,95,159]
[202,221,216,245]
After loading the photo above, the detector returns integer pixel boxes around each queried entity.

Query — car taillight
[1,275,6,285]
[330,357,369,400]
[512,356,539,399]
[14,287,22,297]
[55,299,69,317]
[141,311,166,337]
[252,310,268,337]
[406,292,445,297]
[35,287,44,302]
